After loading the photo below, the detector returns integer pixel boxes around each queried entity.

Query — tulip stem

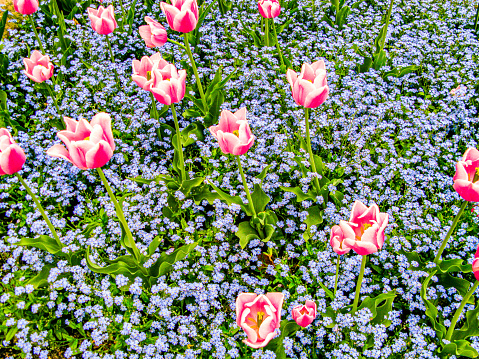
[236,155,257,218]
[271,20,285,68]
[171,103,187,182]
[46,84,65,129]
[304,108,321,195]
[446,280,479,341]
[105,35,122,88]
[352,255,367,313]
[183,33,207,112]
[433,201,468,264]
[475,3,479,32]
[28,15,45,54]
[167,38,187,50]
[150,92,159,120]
[264,18,270,47]
[334,254,340,297]
[96,167,141,262]
[15,173,62,246]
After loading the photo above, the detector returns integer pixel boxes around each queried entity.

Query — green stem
[304,108,321,195]
[46,83,65,129]
[264,17,270,47]
[271,19,285,68]
[167,38,187,50]
[118,0,127,32]
[150,92,159,120]
[445,281,479,341]
[15,173,61,246]
[183,32,207,111]
[334,254,340,296]
[106,35,122,88]
[433,201,468,264]
[171,103,187,182]
[352,255,368,313]
[236,155,257,218]
[28,15,45,54]
[379,0,394,53]
[96,167,140,262]
[475,2,479,32]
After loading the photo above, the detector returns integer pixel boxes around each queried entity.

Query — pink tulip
[209,108,255,156]
[258,0,280,18]
[132,53,165,91]
[291,300,317,328]
[335,200,389,256]
[0,128,26,175]
[236,292,284,349]
[473,245,479,281]
[148,60,187,105]
[47,113,115,170]
[330,224,351,255]
[13,0,38,15]
[87,5,118,35]
[23,51,54,83]
[139,16,168,48]
[286,60,329,108]
[453,148,479,202]
[160,0,199,33]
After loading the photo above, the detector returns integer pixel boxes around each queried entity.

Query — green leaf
[440,340,479,358]
[251,183,270,214]
[180,177,205,195]
[421,271,447,341]
[279,185,316,202]
[85,247,142,281]
[255,165,271,181]
[451,304,479,341]
[383,65,419,79]
[6,327,18,342]
[357,290,397,326]
[236,221,260,249]
[313,155,324,176]
[206,179,250,215]
[149,242,198,279]
[26,264,55,289]
[337,5,351,28]
[203,90,224,127]
[17,235,64,256]
[205,66,223,99]
[303,205,323,240]
[437,258,472,274]
[265,320,300,358]
[192,185,222,205]
[374,23,388,55]
[372,49,387,70]
[359,56,373,73]
[0,10,8,40]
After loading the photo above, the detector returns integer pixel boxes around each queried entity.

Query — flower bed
[1,0,479,357]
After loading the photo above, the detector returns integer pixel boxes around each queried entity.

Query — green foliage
[265,320,301,358]
[322,0,364,30]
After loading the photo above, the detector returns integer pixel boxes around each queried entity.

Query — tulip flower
[148,61,187,106]
[334,200,389,256]
[209,108,255,156]
[330,225,351,255]
[258,0,280,18]
[139,16,168,48]
[286,60,329,109]
[46,113,115,170]
[132,53,165,91]
[23,51,54,83]
[13,0,38,15]
[0,128,26,175]
[87,5,118,35]
[292,300,317,328]
[236,293,284,349]
[160,0,199,33]
[453,148,479,202]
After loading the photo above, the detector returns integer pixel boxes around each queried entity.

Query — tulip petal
[0,144,26,174]
[85,141,113,169]
[235,293,258,327]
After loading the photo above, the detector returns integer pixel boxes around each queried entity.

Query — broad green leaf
[303,205,323,240]
[236,221,260,249]
[255,165,271,181]
[358,290,396,326]
[421,270,447,341]
[17,236,64,256]
[0,11,8,40]
[180,177,205,195]
[452,304,479,341]
[440,340,479,358]
[279,185,316,202]
[251,183,270,214]
[26,264,55,289]
[265,320,300,358]
[192,185,222,205]
[149,242,198,278]
[206,180,249,214]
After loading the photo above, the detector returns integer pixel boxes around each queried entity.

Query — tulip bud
[139,16,168,48]
[13,0,39,15]
[258,0,280,18]
[286,60,329,109]
[0,128,26,175]
[453,148,479,202]
[23,51,54,83]
[160,0,199,33]
[292,300,317,328]
[87,5,118,35]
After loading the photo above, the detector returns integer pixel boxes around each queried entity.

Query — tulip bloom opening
[160,0,199,33]
[148,61,187,105]
[47,113,115,170]
[87,5,118,35]
[139,16,168,48]
[236,293,284,349]
[258,0,280,18]
[132,53,165,91]
[209,108,255,156]
[13,0,38,15]
[453,148,479,202]
[23,51,54,83]
[292,300,317,328]
[0,128,26,175]
[286,60,329,108]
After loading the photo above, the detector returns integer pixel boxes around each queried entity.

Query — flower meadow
[1,0,479,357]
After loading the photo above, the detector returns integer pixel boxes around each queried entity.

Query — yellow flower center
[233,130,239,137]
[84,136,90,141]
[246,311,266,339]
[356,223,372,241]
[146,71,152,81]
